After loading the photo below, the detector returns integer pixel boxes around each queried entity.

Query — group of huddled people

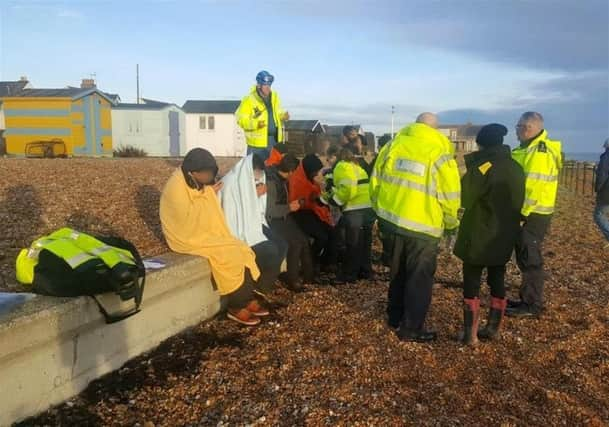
[159,69,568,344]
[159,124,375,327]
[159,109,566,345]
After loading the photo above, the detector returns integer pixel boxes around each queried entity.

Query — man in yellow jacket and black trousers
[326,146,375,283]
[371,112,461,342]
[236,70,290,162]
[507,112,562,318]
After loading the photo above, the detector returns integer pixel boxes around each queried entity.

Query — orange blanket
[288,163,333,225]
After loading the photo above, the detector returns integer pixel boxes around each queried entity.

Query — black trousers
[226,271,255,309]
[341,208,375,279]
[251,234,284,293]
[515,213,551,310]
[291,210,336,265]
[462,263,506,299]
[378,219,395,267]
[269,217,314,285]
[387,234,439,331]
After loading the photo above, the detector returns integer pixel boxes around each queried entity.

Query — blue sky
[1,0,607,151]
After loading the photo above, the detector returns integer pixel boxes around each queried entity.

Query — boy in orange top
[289,154,336,272]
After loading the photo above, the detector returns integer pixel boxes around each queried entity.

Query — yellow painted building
[1,88,114,156]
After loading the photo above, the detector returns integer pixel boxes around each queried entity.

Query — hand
[211,181,223,194]
[289,200,301,212]
[443,227,458,237]
[257,121,266,129]
[282,111,290,121]
[256,183,267,197]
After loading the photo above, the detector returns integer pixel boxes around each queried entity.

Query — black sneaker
[507,299,522,308]
[334,274,357,285]
[505,304,541,318]
[398,329,437,343]
[358,270,374,280]
[387,319,400,330]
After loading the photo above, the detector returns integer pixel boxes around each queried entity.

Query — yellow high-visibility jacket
[512,130,562,216]
[236,86,285,148]
[370,123,461,239]
[331,160,371,211]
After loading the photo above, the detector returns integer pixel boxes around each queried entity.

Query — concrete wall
[184,113,246,157]
[0,253,219,426]
[112,106,186,156]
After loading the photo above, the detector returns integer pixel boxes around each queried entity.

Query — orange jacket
[288,163,332,225]
[265,147,283,167]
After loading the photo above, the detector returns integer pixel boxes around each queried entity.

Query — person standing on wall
[236,70,290,162]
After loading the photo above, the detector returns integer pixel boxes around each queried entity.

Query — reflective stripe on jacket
[370,123,461,239]
[511,130,562,216]
[236,86,285,148]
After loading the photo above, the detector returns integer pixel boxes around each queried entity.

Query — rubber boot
[478,297,507,340]
[460,298,480,346]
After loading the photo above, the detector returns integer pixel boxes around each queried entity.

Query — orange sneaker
[227,308,260,326]
[246,300,270,317]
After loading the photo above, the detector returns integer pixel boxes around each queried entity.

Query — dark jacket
[265,166,290,222]
[454,144,525,266]
[595,149,609,205]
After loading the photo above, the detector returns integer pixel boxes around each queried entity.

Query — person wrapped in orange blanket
[160,148,269,326]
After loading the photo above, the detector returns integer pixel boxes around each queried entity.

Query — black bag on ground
[32,235,146,323]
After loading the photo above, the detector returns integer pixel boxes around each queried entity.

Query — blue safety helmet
[256,70,274,86]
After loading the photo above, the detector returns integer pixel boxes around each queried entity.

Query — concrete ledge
[0,253,219,426]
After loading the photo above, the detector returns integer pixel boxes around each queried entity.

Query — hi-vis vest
[236,86,285,148]
[331,160,371,211]
[512,130,562,216]
[16,228,136,285]
[370,123,461,239]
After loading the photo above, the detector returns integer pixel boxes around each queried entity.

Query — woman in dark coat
[454,124,525,345]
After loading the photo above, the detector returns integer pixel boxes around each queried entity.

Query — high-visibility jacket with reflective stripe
[331,160,371,212]
[236,86,285,148]
[370,123,461,239]
[16,228,136,285]
[511,130,562,216]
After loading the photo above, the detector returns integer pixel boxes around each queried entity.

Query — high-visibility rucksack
[16,228,145,323]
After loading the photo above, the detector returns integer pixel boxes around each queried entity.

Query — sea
[564,152,601,163]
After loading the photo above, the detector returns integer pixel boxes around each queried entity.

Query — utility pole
[391,105,395,138]
[136,64,140,104]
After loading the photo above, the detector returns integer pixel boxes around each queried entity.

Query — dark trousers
[341,208,375,279]
[246,135,277,161]
[291,210,336,265]
[226,271,255,309]
[387,234,439,331]
[251,236,284,293]
[269,217,314,285]
[463,263,506,299]
[515,214,551,310]
[378,219,395,267]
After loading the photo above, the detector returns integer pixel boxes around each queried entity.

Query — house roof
[6,88,116,104]
[182,100,240,114]
[141,98,173,107]
[324,124,362,136]
[105,93,121,104]
[285,120,323,132]
[113,102,178,110]
[439,123,483,139]
[0,80,29,97]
